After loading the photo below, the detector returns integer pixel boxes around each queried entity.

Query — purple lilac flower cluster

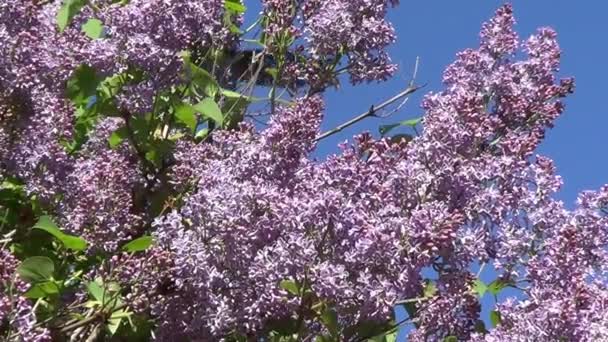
[262,0,399,87]
[1,1,606,340]
[472,187,608,341]
[138,5,590,340]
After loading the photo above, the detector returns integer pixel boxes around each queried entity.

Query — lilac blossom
[261,0,399,87]
[1,1,606,341]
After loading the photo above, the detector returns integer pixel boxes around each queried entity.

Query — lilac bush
[0,1,605,341]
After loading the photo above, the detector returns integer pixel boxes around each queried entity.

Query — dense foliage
[0,1,605,341]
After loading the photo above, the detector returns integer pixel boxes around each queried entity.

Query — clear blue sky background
[243,1,608,340]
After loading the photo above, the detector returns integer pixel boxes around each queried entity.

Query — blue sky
[242,1,608,340]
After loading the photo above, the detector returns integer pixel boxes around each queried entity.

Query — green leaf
[473,279,487,298]
[108,310,131,335]
[225,0,246,13]
[57,0,87,32]
[107,316,123,335]
[400,117,422,127]
[182,54,219,97]
[192,98,224,126]
[174,104,197,132]
[99,72,128,98]
[352,321,394,341]
[474,320,488,334]
[315,335,333,342]
[33,215,88,251]
[108,126,129,148]
[383,331,398,342]
[220,89,250,129]
[379,117,422,136]
[87,279,123,308]
[17,257,55,284]
[490,310,502,327]
[87,281,104,302]
[121,235,154,252]
[279,279,299,296]
[82,18,105,39]
[368,329,398,342]
[220,89,246,98]
[423,280,437,297]
[0,178,23,192]
[24,281,60,299]
[443,336,458,342]
[379,123,401,136]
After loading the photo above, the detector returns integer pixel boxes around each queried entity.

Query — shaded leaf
[487,279,511,296]
[352,320,394,341]
[221,89,250,129]
[490,310,502,327]
[181,54,219,97]
[66,64,100,107]
[266,316,299,336]
[108,310,131,336]
[390,134,414,144]
[474,319,487,334]
[17,257,54,284]
[315,335,333,342]
[403,302,417,320]
[320,308,338,336]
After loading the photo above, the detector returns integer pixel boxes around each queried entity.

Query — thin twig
[394,296,430,306]
[59,303,127,333]
[314,57,422,142]
[314,84,423,142]
[476,262,487,278]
